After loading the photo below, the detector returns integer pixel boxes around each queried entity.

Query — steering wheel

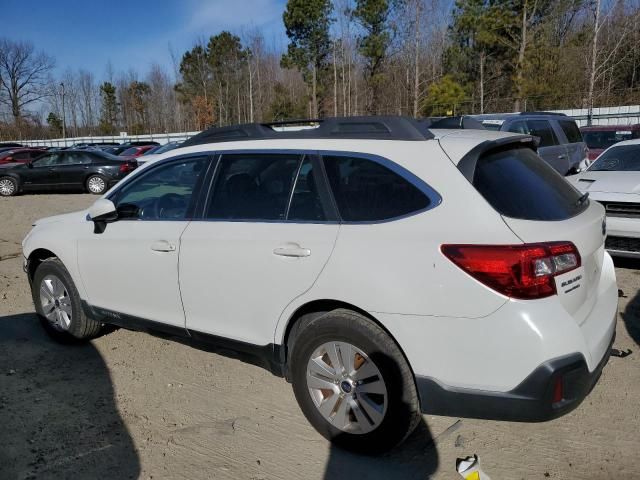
[153,193,188,219]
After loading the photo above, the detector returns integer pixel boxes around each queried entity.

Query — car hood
[570,171,640,194]
[33,210,87,227]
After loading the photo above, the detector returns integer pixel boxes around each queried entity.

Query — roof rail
[181,116,434,147]
[425,116,486,130]
[518,111,567,116]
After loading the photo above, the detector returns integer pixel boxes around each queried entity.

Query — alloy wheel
[87,176,105,193]
[39,274,73,331]
[0,178,15,196]
[306,341,388,434]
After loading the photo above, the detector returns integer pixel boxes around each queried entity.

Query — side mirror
[88,199,118,234]
[27,162,34,168]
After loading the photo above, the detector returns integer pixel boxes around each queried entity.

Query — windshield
[582,130,635,149]
[589,145,640,171]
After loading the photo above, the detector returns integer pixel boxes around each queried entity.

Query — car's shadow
[0,313,140,479]
[323,419,440,478]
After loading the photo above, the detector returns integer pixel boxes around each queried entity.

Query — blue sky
[2,0,288,80]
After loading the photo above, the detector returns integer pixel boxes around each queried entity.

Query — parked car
[569,138,640,258]
[127,140,160,147]
[0,148,46,165]
[136,141,182,164]
[21,117,617,453]
[119,145,155,158]
[0,142,23,148]
[472,112,589,174]
[0,149,137,196]
[580,124,640,161]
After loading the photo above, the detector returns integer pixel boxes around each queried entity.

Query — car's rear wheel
[32,258,102,342]
[289,309,420,454]
[86,174,107,194]
[0,177,17,196]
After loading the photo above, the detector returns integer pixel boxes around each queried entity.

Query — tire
[86,174,108,194]
[31,258,102,342]
[289,309,420,454]
[0,176,17,196]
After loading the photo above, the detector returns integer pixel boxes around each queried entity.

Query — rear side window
[559,120,583,143]
[472,147,587,221]
[526,120,558,147]
[323,155,430,221]
[206,153,300,221]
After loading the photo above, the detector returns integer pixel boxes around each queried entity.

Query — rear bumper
[417,327,615,422]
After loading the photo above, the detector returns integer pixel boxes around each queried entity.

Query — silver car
[473,113,589,175]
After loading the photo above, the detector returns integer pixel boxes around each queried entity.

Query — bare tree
[0,38,54,123]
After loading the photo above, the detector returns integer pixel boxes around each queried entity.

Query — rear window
[472,147,587,221]
[582,130,636,149]
[559,120,583,143]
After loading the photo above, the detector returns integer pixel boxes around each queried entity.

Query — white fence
[8,104,640,147]
[15,131,200,148]
[550,105,640,126]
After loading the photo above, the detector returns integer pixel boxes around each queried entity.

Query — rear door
[556,119,588,171]
[56,152,93,187]
[470,145,605,325]
[179,152,339,345]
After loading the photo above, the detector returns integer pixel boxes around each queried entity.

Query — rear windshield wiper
[576,192,589,206]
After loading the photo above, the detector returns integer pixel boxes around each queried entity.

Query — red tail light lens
[441,242,581,300]
[119,162,137,173]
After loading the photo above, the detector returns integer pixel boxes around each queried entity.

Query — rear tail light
[441,242,580,299]
[119,162,137,174]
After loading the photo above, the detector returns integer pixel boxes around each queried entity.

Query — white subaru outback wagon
[22,117,618,453]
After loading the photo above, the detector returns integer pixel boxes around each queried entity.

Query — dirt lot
[1,193,639,480]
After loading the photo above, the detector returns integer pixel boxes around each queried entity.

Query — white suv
[22,117,617,453]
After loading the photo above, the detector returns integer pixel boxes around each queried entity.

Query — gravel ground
[0,193,639,480]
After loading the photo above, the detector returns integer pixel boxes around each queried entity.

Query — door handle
[558,154,567,159]
[150,240,176,252]
[273,245,311,258]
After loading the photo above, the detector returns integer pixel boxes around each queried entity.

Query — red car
[0,148,46,165]
[118,145,155,158]
[580,124,640,161]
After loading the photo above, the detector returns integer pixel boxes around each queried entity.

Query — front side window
[206,153,300,220]
[113,157,207,220]
[32,153,63,167]
[322,155,430,221]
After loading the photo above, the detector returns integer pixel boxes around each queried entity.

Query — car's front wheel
[0,176,17,196]
[32,258,102,342]
[86,174,108,194]
[289,309,421,454]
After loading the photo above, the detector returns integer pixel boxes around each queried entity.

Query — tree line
[1,0,639,141]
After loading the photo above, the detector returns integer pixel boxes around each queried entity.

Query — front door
[180,152,340,345]
[20,152,63,189]
[77,156,210,328]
